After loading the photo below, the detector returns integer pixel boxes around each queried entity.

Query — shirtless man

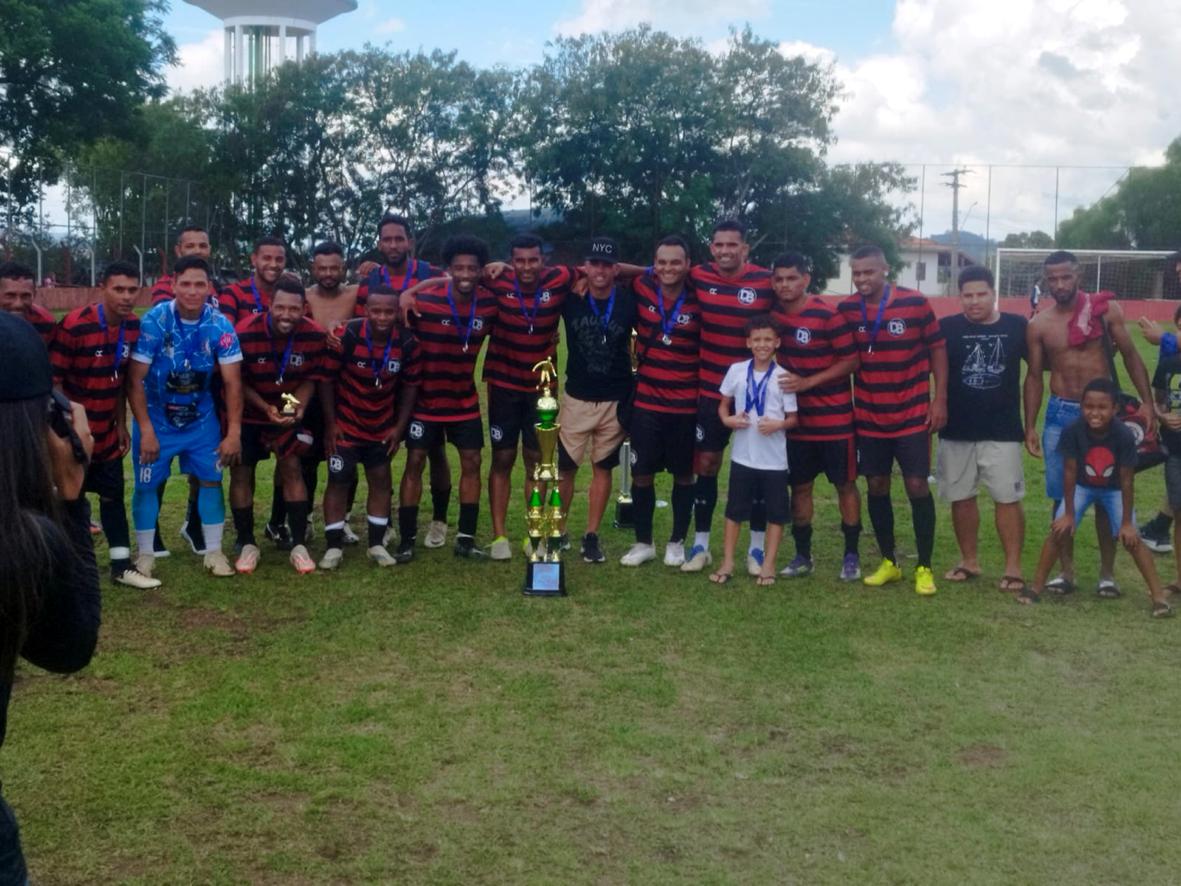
[1024,250,1155,594]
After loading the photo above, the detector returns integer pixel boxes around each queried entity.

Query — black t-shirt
[939,312,1027,442]
[1152,352,1181,452]
[1057,418,1137,489]
[561,285,637,402]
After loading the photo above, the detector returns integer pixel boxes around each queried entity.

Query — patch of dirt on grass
[957,744,1007,768]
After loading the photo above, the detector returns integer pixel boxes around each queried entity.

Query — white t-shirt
[718,359,797,471]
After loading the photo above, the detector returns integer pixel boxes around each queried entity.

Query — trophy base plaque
[523,560,566,597]
[613,496,634,529]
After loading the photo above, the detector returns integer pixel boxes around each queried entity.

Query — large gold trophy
[524,358,566,596]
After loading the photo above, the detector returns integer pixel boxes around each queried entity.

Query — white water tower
[184,0,357,86]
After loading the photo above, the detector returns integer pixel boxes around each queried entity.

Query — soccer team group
[7,213,1181,615]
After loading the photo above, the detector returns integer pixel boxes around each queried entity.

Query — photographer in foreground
[0,313,100,884]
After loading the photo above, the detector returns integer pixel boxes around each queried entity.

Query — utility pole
[942,168,971,295]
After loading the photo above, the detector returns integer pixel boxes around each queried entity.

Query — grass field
[7,328,1181,884]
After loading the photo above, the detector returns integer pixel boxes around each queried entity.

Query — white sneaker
[368,545,397,567]
[424,520,448,548]
[204,551,235,577]
[664,541,686,567]
[290,544,315,574]
[113,568,161,590]
[489,536,512,561]
[620,542,657,566]
[135,553,155,579]
[234,543,261,574]
[680,544,712,573]
[319,547,344,570]
[343,523,361,545]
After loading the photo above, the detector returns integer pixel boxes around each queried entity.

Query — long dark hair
[0,397,58,679]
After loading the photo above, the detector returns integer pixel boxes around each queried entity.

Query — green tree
[0,0,175,211]
[999,230,1055,249]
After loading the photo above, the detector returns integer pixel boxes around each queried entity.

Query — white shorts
[936,439,1025,504]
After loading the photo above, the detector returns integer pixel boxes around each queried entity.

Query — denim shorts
[1054,485,1131,538]
[1043,395,1081,501]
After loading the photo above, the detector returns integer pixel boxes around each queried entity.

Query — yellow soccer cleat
[863,557,903,587]
[914,565,937,596]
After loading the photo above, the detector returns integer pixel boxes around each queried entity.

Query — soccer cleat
[179,521,208,555]
[234,544,261,574]
[663,541,686,567]
[394,539,416,564]
[290,544,316,574]
[343,523,361,545]
[914,565,937,596]
[620,542,657,566]
[367,545,397,567]
[489,536,512,561]
[204,551,235,577]
[454,536,488,559]
[680,544,712,572]
[581,533,606,563]
[319,548,344,570]
[1140,518,1174,554]
[746,548,765,576]
[779,555,814,578]
[863,557,903,587]
[113,568,161,590]
[135,553,155,579]
[424,520,448,548]
[264,521,293,551]
[840,553,862,582]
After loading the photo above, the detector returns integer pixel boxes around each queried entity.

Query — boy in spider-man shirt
[1020,377,1172,616]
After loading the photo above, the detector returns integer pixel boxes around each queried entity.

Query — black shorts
[629,407,695,477]
[300,397,326,463]
[405,416,484,451]
[857,430,930,479]
[789,436,856,488]
[724,462,790,525]
[327,440,390,484]
[240,422,313,466]
[694,396,731,454]
[84,458,124,499]
[488,385,539,452]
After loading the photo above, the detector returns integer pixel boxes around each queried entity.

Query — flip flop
[1096,579,1122,599]
[755,574,776,587]
[1016,587,1040,605]
[1152,600,1175,618]
[944,565,982,582]
[1164,584,1181,596]
[709,571,733,585]
[999,575,1026,593]
[1044,576,1076,596]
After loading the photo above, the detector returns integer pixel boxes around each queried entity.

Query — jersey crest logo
[540,290,551,303]
[738,288,757,305]
[94,347,105,357]
[677,313,692,325]
[472,318,485,331]
[490,424,504,443]
[219,333,234,351]
[648,304,658,314]
[887,318,906,337]
[355,360,368,369]
[121,344,130,358]
[795,328,812,345]
[388,359,400,373]
[256,356,267,363]
[695,424,705,443]
[328,455,344,473]
[409,421,425,440]
[290,353,304,367]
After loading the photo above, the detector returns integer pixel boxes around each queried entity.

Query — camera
[47,389,89,465]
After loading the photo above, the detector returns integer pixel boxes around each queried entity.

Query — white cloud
[556,0,769,36]
[166,28,225,94]
[824,0,1181,236]
[376,17,406,34]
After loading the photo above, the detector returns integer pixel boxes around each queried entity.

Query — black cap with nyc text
[584,237,620,264]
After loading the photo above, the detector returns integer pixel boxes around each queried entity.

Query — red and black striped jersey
[632,275,701,415]
[235,313,327,425]
[355,260,441,317]
[691,263,774,401]
[219,276,272,325]
[28,303,56,347]
[836,288,944,438]
[772,297,857,440]
[49,303,140,462]
[482,266,574,392]
[322,319,420,443]
[410,281,498,422]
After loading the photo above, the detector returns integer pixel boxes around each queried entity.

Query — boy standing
[1018,378,1171,616]
[710,316,798,586]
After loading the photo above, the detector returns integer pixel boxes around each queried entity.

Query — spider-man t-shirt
[1057,418,1137,490]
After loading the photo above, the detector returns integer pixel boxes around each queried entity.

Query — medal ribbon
[859,284,891,353]
[96,303,126,378]
[268,315,297,383]
[444,281,478,351]
[364,319,396,385]
[587,286,616,340]
[515,277,541,333]
[656,283,687,343]
[745,360,776,417]
[248,275,266,313]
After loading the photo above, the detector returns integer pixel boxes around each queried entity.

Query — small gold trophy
[524,358,566,596]
[280,392,301,416]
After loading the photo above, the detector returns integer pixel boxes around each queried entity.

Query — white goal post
[994,248,1177,300]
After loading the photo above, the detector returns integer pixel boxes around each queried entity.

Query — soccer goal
[994,248,1177,300]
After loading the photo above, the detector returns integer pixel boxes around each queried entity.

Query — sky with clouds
[146,0,1181,238]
